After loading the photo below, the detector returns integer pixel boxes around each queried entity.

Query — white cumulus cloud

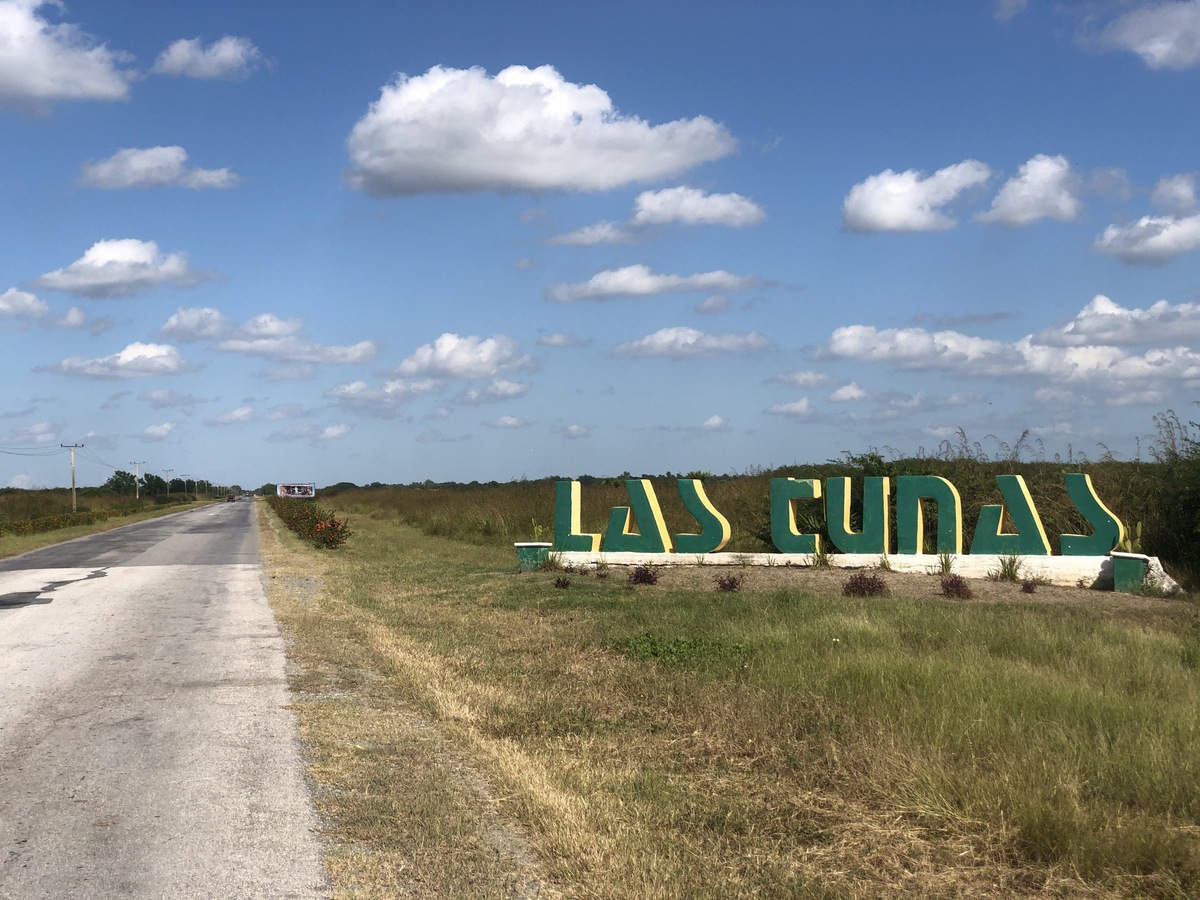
[824,296,1200,404]
[79,146,239,190]
[553,423,591,440]
[455,379,530,405]
[0,0,133,107]
[346,64,736,196]
[44,342,190,379]
[326,378,439,417]
[701,415,730,431]
[209,405,254,425]
[142,422,176,442]
[152,35,264,79]
[484,415,530,429]
[536,332,590,348]
[159,306,233,341]
[766,399,812,418]
[1152,173,1198,215]
[1098,1,1200,70]
[978,154,1082,226]
[34,239,209,298]
[1039,294,1200,346]
[213,313,378,364]
[632,186,765,227]
[614,326,769,359]
[396,333,532,379]
[829,382,868,402]
[0,287,49,318]
[546,264,759,302]
[548,222,629,246]
[318,424,351,440]
[1093,214,1200,263]
[549,186,764,244]
[842,160,992,232]
[769,369,830,388]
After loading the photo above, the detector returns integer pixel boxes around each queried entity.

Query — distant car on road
[226,495,237,502]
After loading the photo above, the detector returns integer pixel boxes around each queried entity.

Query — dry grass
[257,501,1199,899]
[257,502,560,899]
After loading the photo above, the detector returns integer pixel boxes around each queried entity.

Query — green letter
[1060,473,1124,555]
[969,475,1051,556]
[770,477,821,554]
[674,479,731,554]
[825,476,890,555]
[603,479,673,553]
[895,475,962,555]
[553,480,600,551]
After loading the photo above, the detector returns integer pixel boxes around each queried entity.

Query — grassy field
[258,500,1200,899]
[0,499,208,560]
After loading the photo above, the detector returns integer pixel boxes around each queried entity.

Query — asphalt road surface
[0,502,328,898]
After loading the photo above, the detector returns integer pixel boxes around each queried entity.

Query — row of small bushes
[266,496,351,549]
[0,504,173,536]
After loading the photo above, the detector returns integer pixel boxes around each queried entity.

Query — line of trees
[100,471,231,497]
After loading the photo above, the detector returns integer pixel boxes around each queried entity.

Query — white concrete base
[552,550,1177,590]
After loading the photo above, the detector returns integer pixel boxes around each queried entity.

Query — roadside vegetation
[259,489,1200,898]
[0,486,207,559]
[322,412,1200,591]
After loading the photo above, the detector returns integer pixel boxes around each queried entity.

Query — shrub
[940,573,973,599]
[554,577,571,589]
[629,565,660,586]
[267,496,352,549]
[714,573,743,592]
[1021,579,1038,594]
[842,572,888,597]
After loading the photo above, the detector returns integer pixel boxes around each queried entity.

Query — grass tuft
[989,554,1024,582]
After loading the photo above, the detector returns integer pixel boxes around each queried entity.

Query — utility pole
[164,468,173,497]
[129,460,145,500]
[61,443,83,513]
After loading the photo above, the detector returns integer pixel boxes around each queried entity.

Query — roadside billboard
[277,482,316,499]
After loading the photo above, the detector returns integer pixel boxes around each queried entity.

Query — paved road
[0,502,328,899]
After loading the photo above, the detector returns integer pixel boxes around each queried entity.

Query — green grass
[262,503,1200,898]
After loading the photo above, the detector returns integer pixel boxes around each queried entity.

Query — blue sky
[2,0,1199,490]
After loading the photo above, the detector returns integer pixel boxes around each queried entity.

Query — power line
[0,446,67,457]
[77,447,121,471]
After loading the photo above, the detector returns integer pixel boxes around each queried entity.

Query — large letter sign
[825,476,890,555]
[604,479,673,553]
[554,480,601,551]
[553,473,1126,560]
[674,479,732,554]
[1060,473,1124,555]
[969,474,1051,556]
[770,477,821,554]
[895,476,962,555]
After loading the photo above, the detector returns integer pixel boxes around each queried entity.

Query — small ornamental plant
[714,573,744,593]
[940,573,973,599]
[629,565,660,586]
[842,572,889,597]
